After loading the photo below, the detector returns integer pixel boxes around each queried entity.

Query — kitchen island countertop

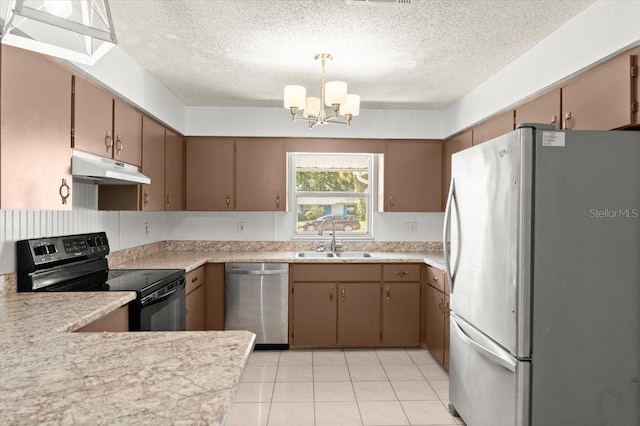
[0,290,255,425]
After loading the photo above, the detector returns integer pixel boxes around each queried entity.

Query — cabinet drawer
[186,266,205,294]
[426,265,447,293]
[292,264,381,282]
[382,264,421,282]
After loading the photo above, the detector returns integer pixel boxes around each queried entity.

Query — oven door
[135,278,186,331]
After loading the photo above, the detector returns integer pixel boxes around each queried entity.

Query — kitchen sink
[335,252,376,258]
[294,251,376,259]
[294,252,338,258]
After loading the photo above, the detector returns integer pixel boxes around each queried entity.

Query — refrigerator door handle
[443,178,459,293]
[451,315,517,373]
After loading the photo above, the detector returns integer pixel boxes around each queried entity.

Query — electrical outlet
[144,222,149,236]
[238,221,246,234]
[404,222,417,234]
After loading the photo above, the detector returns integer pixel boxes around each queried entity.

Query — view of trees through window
[293,153,373,237]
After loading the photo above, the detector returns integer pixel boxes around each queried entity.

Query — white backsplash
[0,182,443,274]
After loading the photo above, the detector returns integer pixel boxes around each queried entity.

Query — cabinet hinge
[631,65,638,78]
[632,101,639,113]
[291,287,294,295]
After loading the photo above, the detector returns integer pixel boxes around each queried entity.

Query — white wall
[0,182,165,275]
[186,107,444,139]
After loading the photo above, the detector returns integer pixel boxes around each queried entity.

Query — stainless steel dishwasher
[224,263,289,349]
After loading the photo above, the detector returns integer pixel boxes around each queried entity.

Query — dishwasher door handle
[226,269,289,275]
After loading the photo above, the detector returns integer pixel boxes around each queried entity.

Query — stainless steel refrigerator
[443,124,640,426]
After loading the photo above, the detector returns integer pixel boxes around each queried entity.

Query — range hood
[72,150,150,185]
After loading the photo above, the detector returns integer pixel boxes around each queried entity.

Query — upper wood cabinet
[72,75,113,158]
[186,137,234,211]
[472,110,515,145]
[1,45,73,210]
[561,49,638,130]
[165,129,185,211]
[383,140,442,212]
[141,116,165,211]
[73,78,142,166]
[235,138,285,211]
[185,137,285,211]
[113,99,142,166]
[442,130,472,208]
[515,88,561,130]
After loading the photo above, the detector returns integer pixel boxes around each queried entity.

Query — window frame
[289,152,376,240]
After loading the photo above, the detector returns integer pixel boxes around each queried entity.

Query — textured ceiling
[108,0,593,110]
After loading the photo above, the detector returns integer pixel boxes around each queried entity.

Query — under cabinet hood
[72,150,151,185]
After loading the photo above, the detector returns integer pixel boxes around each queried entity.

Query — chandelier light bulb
[339,94,361,117]
[303,97,321,118]
[284,85,306,109]
[325,81,347,107]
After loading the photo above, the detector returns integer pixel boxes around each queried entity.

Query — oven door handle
[141,282,185,307]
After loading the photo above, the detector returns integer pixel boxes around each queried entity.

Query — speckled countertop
[0,291,255,425]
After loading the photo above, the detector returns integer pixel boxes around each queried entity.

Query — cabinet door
[235,138,285,211]
[442,130,472,208]
[337,283,381,347]
[141,116,165,211]
[1,46,72,210]
[425,284,445,365]
[165,129,184,211]
[515,88,561,130]
[562,53,636,130]
[382,282,420,347]
[384,140,442,212]
[292,283,337,347]
[204,264,225,330]
[73,75,113,157]
[186,137,234,210]
[186,284,205,331]
[113,99,142,166]
[472,110,514,145]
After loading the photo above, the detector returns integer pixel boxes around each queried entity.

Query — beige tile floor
[227,348,466,426]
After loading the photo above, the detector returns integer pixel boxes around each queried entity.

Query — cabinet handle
[329,286,334,300]
[432,275,438,282]
[389,196,395,208]
[105,131,113,152]
[341,286,345,300]
[276,195,280,209]
[550,115,558,128]
[191,276,198,283]
[59,178,70,205]
[563,112,572,130]
[166,194,171,206]
[385,285,391,300]
[226,195,231,209]
[395,270,409,276]
[143,192,149,206]
[115,136,123,154]
[438,298,444,312]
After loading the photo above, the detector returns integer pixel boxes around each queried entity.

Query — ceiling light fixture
[284,53,360,128]
[1,0,117,65]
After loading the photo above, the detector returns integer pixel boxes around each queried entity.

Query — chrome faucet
[318,217,337,252]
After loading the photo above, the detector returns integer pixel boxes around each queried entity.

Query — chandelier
[1,0,117,65]
[284,53,360,128]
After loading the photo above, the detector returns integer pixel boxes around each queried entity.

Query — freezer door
[530,130,640,425]
[449,314,530,426]
[447,129,527,356]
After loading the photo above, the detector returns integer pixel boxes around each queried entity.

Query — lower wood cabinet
[204,263,225,330]
[338,282,381,347]
[290,263,421,349]
[424,266,450,372]
[186,266,205,330]
[78,305,129,332]
[291,282,338,347]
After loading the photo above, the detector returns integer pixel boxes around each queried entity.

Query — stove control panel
[19,232,110,266]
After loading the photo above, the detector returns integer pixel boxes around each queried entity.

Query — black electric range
[17,232,186,331]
